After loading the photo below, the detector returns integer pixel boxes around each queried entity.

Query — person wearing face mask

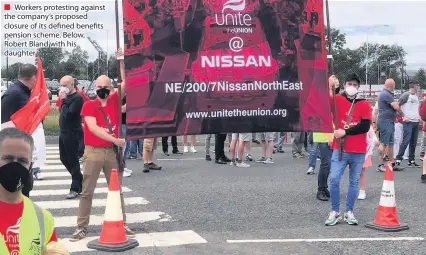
[58,75,85,199]
[1,64,38,197]
[70,48,135,241]
[324,73,372,227]
[395,82,422,168]
[0,128,58,255]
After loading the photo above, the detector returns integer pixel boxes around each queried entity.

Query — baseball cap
[345,73,361,84]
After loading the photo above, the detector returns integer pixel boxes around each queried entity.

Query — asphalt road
[35,142,426,255]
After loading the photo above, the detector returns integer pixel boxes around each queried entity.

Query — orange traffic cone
[87,169,139,251]
[365,162,408,232]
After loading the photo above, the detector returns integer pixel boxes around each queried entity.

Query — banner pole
[325,0,342,160]
[115,0,124,171]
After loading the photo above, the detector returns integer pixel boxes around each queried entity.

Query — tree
[414,68,426,89]
[107,55,118,78]
[325,27,346,53]
[1,62,22,81]
[37,48,65,79]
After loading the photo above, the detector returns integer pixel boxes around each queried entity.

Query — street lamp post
[365,24,389,95]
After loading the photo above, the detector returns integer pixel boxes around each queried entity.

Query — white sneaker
[183,146,189,153]
[190,146,197,153]
[263,158,274,164]
[34,172,44,180]
[306,167,315,175]
[237,161,250,167]
[123,168,132,177]
[358,190,366,200]
[230,161,237,166]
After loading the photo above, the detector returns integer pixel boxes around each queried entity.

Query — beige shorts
[258,132,276,142]
[143,138,157,152]
[231,133,251,142]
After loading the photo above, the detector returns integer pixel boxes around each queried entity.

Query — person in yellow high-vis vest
[0,128,58,255]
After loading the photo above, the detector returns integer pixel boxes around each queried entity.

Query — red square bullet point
[4,4,11,10]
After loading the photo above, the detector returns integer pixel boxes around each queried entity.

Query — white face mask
[345,86,358,97]
[60,86,70,95]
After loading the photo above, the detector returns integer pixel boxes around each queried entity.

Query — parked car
[47,89,52,101]
[47,80,60,95]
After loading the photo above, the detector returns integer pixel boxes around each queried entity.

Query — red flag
[11,56,51,135]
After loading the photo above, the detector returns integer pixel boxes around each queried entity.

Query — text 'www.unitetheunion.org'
[185,109,288,119]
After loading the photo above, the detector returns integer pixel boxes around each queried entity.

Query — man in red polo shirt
[70,48,135,241]
[325,73,371,227]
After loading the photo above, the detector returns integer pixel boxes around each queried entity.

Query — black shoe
[206,155,212,161]
[277,149,285,153]
[172,150,183,155]
[383,155,390,162]
[316,191,329,201]
[215,158,227,164]
[392,162,404,171]
[143,164,150,173]
[163,152,170,156]
[148,162,162,170]
[222,157,231,163]
[408,160,421,168]
[421,174,426,183]
[324,189,330,198]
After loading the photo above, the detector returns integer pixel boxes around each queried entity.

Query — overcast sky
[1,0,425,71]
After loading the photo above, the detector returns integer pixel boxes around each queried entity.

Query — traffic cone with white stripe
[87,169,139,251]
[365,162,409,232]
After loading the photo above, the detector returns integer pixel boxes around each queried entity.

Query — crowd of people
[1,46,426,254]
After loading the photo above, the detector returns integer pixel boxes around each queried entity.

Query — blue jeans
[329,150,365,212]
[130,139,144,157]
[317,143,332,191]
[308,142,319,168]
[121,125,131,168]
[396,122,419,161]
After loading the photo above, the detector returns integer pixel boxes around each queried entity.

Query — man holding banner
[325,74,372,226]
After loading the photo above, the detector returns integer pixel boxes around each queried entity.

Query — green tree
[37,48,65,79]
[325,27,346,53]
[414,68,426,89]
[1,62,22,81]
[107,55,118,79]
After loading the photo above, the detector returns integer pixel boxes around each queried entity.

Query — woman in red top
[418,94,426,182]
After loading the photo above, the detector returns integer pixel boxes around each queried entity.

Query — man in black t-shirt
[58,75,84,199]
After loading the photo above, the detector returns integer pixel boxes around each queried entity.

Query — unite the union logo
[222,0,246,12]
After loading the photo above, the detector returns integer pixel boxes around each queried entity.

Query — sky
[0,0,425,71]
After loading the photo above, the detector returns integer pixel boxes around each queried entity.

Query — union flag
[11,56,51,135]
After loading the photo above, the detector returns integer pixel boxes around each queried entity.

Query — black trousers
[77,129,84,158]
[215,134,227,160]
[59,131,83,193]
[162,136,178,153]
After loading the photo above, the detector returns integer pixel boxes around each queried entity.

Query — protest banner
[122,0,332,139]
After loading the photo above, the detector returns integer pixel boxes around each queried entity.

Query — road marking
[55,211,171,228]
[158,158,205,161]
[61,230,208,252]
[35,196,149,209]
[45,159,64,164]
[46,150,60,154]
[46,154,60,159]
[42,171,103,177]
[226,237,425,243]
[31,187,131,196]
[33,178,107,186]
[41,165,83,171]
[46,146,59,150]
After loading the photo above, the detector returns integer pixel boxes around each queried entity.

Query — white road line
[226,237,425,243]
[46,150,60,154]
[46,154,60,159]
[61,230,207,252]
[54,212,171,228]
[33,178,107,186]
[31,187,132,196]
[41,165,83,171]
[158,158,205,161]
[42,171,104,177]
[35,197,149,209]
[45,159,63,164]
[46,146,59,150]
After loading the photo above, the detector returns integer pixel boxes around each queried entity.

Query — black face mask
[96,88,110,99]
[0,162,32,193]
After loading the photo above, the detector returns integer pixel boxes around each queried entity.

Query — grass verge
[44,108,59,136]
